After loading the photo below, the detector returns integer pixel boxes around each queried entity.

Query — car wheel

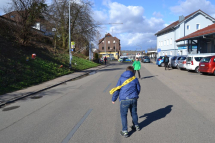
[161,63,164,67]
[213,70,215,76]
[201,72,207,75]
[195,66,199,73]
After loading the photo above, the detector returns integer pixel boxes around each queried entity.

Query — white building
[155,10,215,57]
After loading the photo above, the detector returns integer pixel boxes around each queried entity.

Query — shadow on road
[141,75,158,79]
[98,68,125,72]
[128,105,173,136]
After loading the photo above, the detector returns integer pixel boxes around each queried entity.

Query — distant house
[155,10,215,57]
[98,33,121,59]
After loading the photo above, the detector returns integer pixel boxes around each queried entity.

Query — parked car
[171,56,185,69]
[156,56,165,67]
[186,54,215,73]
[199,56,215,75]
[118,57,133,62]
[141,56,149,63]
[143,57,150,63]
[107,57,115,61]
[178,56,187,70]
[171,56,178,68]
[156,55,172,67]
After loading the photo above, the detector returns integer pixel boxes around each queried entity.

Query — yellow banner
[109,76,136,95]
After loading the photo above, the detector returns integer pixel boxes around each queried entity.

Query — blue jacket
[112,71,141,102]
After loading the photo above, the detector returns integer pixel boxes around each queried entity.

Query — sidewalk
[0,64,108,107]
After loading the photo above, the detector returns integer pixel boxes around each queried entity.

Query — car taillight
[183,61,186,64]
[191,61,193,65]
[158,59,161,61]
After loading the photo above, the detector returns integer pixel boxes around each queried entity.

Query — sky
[1,0,215,51]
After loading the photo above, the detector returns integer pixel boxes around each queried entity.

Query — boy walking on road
[132,58,141,79]
[110,66,141,138]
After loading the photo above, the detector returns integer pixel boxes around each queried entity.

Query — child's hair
[126,66,134,73]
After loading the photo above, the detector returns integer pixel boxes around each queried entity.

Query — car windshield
[201,57,211,63]
[180,57,186,60]
[194,57,202,61]
[177,57,181,60]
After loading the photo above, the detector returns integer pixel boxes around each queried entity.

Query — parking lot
[142,62,215,125]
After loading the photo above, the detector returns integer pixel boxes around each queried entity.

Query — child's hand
[112,101,115,104]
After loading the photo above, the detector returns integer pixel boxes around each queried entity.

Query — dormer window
[11,15,15,18]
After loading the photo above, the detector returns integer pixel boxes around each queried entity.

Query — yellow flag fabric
[109,76,136,95]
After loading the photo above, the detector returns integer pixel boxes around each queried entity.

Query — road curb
[0,64,109,108]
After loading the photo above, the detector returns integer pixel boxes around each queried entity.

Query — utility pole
[69,1,72,68]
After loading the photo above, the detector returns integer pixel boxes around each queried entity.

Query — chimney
[179,15,185,22]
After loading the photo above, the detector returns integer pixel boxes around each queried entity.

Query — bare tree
[45,0,99,49]
[5,0,47,45]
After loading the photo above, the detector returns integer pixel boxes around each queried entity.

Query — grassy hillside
[0,35,99,95]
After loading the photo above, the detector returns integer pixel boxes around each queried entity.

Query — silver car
[171,56,179,68]
[178,56,187,70]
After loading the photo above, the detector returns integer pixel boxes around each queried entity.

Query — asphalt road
[0,62,215,143]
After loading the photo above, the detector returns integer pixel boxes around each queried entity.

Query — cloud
[0,0,10,15]
[153,12,163,18]
[119,33,157,50]
[93,10,108,24]
[170,0,215,16]
[97,1,165,50]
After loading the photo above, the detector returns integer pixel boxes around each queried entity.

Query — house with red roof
[98,33,121,59]
[155,10,215,57]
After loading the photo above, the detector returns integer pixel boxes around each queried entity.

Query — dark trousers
[165,63,168,70]
[120,99,138,131]
[134,70,141,78]
[105,60,106,65]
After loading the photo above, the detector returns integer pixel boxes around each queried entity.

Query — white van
[186,54,215,73]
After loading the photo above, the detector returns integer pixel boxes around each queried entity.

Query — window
[195,57,202,61]
[108,46,110,50]
[10,15,15,18]
[201,57,211,63]
[170,51,172,55]
[102,47,104,50]
[170,38,172,45]
[108,41,110,44]
[113,46,115,49]
[167,40,169,45]
[163,52,164,56]
[113,40,115,43]
[187,25,190,30]
[102,41,104,43]
[196,24,200,30]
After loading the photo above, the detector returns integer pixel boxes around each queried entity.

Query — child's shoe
[120,131,128,138]
[130,125,140,131]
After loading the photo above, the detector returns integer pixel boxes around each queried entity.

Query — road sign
[71,41,75,49]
